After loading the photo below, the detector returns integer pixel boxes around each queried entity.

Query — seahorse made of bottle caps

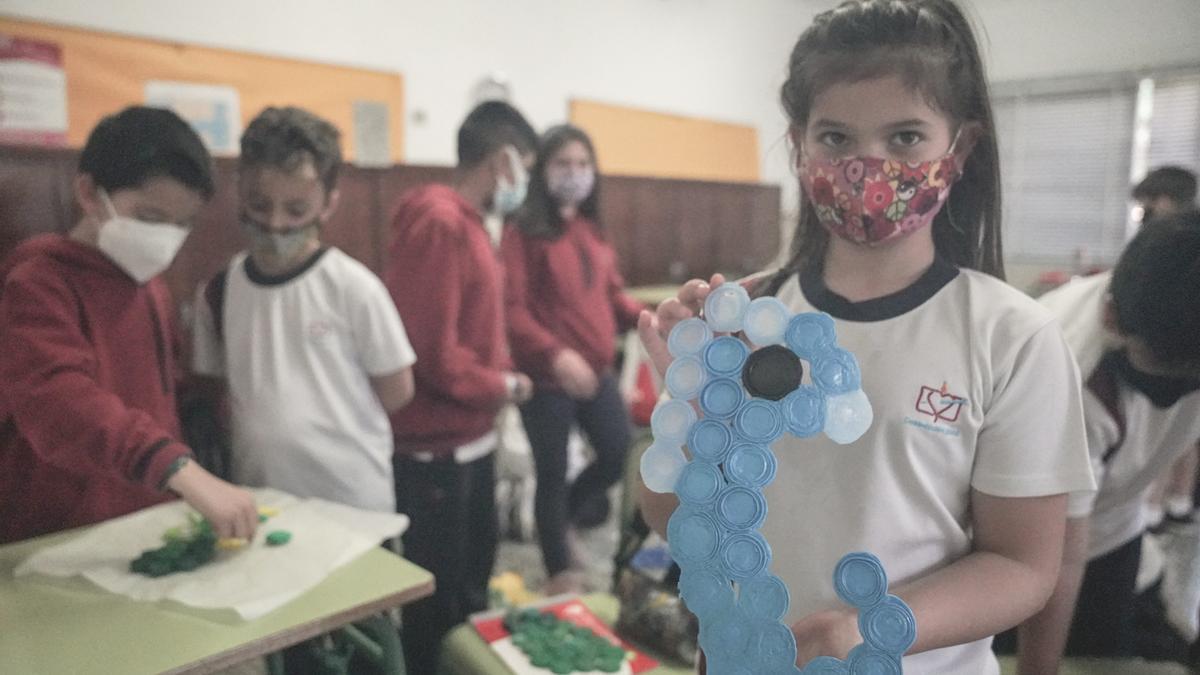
[642,282,917,675]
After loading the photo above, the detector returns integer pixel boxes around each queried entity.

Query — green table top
[1,526,434,675]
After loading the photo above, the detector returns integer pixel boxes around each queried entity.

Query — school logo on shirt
[914,382,968,423]
[308,320,334,340]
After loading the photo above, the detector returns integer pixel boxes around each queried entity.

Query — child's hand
[553,349,599,399]
[637,273,726,377]
[791,607,861,667]
[167,461,259,540]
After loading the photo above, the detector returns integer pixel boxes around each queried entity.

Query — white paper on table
[14,488,408,620]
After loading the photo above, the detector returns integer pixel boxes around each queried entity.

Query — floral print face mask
[799,132,963,246]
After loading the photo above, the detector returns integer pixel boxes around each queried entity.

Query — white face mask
[96,190,190,284]
[492,145,529,216]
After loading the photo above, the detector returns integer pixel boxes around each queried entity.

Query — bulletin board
[570,99,759,183]
[0,17,404,162]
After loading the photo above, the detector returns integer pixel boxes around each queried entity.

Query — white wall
[4,0,1199,261]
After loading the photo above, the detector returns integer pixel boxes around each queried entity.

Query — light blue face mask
[492,146,529,216]
[241,216,318,260]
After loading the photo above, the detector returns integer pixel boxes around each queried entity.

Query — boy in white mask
[0,106,259,544]
[192,107,415,515]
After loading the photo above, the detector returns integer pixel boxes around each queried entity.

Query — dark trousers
[1066,534,1143,657]
[394,451,498,675]
[520,374,631,576]
[993,534,1143,658]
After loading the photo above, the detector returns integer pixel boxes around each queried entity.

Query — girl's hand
[791,608,861,667]
[552,349,599,399]
[637,273,726,377]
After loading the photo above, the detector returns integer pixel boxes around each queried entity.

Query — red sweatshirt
[384,184,511,458]
[0,235,189,543]
[501,217,645,387]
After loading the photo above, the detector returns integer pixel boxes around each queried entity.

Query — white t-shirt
[765,260,1094,675]
[1043,272,1200,558]
[193,248,416,512]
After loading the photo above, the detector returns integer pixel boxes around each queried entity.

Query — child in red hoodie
[0,107,258,544]
[501,124,645,594]
[383,100,538,674]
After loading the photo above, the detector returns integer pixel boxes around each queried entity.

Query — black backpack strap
[203,269,228,343]
[1086,351,1127,465]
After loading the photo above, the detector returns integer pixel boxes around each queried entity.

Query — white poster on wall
[352,99,391,168]
[145,80,241,155]
[0,33,68,147]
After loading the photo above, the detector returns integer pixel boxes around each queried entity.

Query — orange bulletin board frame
[0,17,404,162]
[570,99,759,183]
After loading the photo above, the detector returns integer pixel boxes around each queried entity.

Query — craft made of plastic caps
[642,283,916,674]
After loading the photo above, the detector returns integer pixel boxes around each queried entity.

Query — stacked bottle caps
[640,283,915,674]
[504,608,628,673]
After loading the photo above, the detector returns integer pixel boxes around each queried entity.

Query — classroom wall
[4,0,1199,277]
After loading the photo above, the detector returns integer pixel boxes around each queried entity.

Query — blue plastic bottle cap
[704,658,755,675]
[785,312,836,359]
[700,614,753,660]
[668,317,713,358]
[715,485,768,531]
[700,377,745,419]
[833,552,888,608]
[667,508,722,564]
[665,356,707,400]
[679,567,734,619]
[824,389,874,445]
[782,385,827,438]
[859,595,917,655]
[720,532,771,581]
[846,645,902,675]
[802,656,851,674]
[725,443,778,489]
[738,573,790,621]
[688,418,734,463]
[733,399,784,444]
[650,399,697,444]
[703,336,751,376]
[639,441,689,494]
[752,621,799,671]
[704,282,751,333]
[811,347,862,395]
[743,297,791,347]
[676,461,725,506]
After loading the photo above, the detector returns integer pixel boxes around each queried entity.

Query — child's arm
[791,491,1068,663]
[386,223,511,409]
[500,227,597,399]
[604,246,646,332]
[370,369,415,414]
[1015,517,1090,675]
[350,272,419,415]
[1,272,257,539]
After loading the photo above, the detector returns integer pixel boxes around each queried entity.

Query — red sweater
[501,217,644,387]
[0,235,189,543]
[384,184,511,457]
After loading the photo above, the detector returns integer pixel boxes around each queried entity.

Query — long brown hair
[764,0,1004,295]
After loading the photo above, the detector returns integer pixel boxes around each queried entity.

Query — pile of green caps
[129,515,217,577]
[504,608,628,674]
